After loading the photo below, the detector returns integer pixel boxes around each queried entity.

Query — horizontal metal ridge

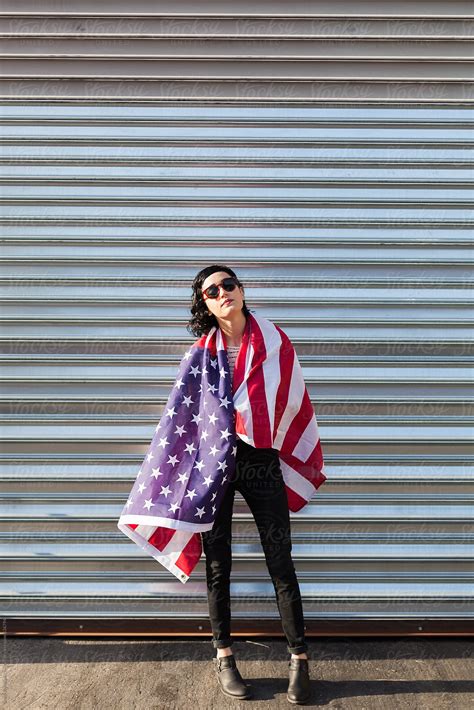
[0,452,468,464]
[1,338,472,348]
[0,297,472,306]
[10,187,472,203]
[2,178,473,187]
[2,492,473,503]
[1,254,471,267]
[3,93,467,104]
[0,482,470,493]
[1,85,470,102]
[1,577,473,590]
[1,412,473,422]
[2,194,472,204]
[1,33,472,40]
[1,35,472,41]
[3,131,474,140]
[2,612,471,622]
[1,100,473,107]
[1,99,472,105]
[0,12,472,19]
[0,568,472,584]
[3,471,474,491]
[1,255,472,265]
[0,277,471,287]
[3,219,469,227]
[0,233,472,246]
[2,159,473,168]
[1,597,471,610]
[1,353,472,363]
[2,145,472,156]
[2,75,473,82]
[1,541,473,558]
[1,439,472,450]
[2,54,474,62]
[3,134,473,143]
[2,372,473,384]
[0,166,473,178]
[2,315,473,325]
[2,104,472,118]
[1,612,472,620]
[1,505,472,521]
[3,442,473,454]
[2,569,473,579]
[0,45,472,58]
[2,532,473,543]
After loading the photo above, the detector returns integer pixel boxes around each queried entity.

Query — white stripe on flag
[279,457,316,502]
[119,513,213,532]
[273,354,305,450]
[117,522,196,584]
[260,323,282,441]
[135,524,195,567]
[234,340,255,444]
[291,416,320,463]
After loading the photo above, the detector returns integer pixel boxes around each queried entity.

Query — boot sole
[218,682,253,700]
[287,695,310,705]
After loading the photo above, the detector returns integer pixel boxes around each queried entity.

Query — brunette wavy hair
[186,264,252,338]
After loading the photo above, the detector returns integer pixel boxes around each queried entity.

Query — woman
[187,264,317,704]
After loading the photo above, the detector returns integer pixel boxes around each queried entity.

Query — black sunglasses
[202,276,240,299]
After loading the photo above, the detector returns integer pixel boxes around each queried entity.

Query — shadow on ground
[2,636,473,709]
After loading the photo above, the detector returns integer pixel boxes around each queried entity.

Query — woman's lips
[222,299,233,306]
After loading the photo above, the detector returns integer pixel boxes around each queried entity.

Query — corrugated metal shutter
[1,1,473,632]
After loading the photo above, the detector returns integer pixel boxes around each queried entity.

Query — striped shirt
[227,344,240,381]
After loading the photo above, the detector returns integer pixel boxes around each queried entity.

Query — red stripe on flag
[235,410,247,437]
[176,533,203,576]
[247,317,272,447]
[232,313,251,397]
[285,486,308,512]
[273,330,294,439]
[148,525,178,552]
[281,389,314,454]
[305,440,327,489]
[280,443,326,489]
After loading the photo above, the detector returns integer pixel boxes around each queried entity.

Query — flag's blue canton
[124,342,237,526]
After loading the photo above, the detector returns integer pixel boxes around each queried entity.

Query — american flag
[117,310,327,583]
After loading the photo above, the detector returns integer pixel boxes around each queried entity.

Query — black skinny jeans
[201,438,308,656]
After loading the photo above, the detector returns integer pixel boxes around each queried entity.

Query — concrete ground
[2,637,473,710]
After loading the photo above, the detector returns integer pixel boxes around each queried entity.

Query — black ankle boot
[213,654,253,700]
[287,657,311,704]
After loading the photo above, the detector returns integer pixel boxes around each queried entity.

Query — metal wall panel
[0,0,473,101]
[0,2,472,629]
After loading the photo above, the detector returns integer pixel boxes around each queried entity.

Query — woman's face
[201,270,245,321]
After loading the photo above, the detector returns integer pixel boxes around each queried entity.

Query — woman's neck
[218,311,247,347]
